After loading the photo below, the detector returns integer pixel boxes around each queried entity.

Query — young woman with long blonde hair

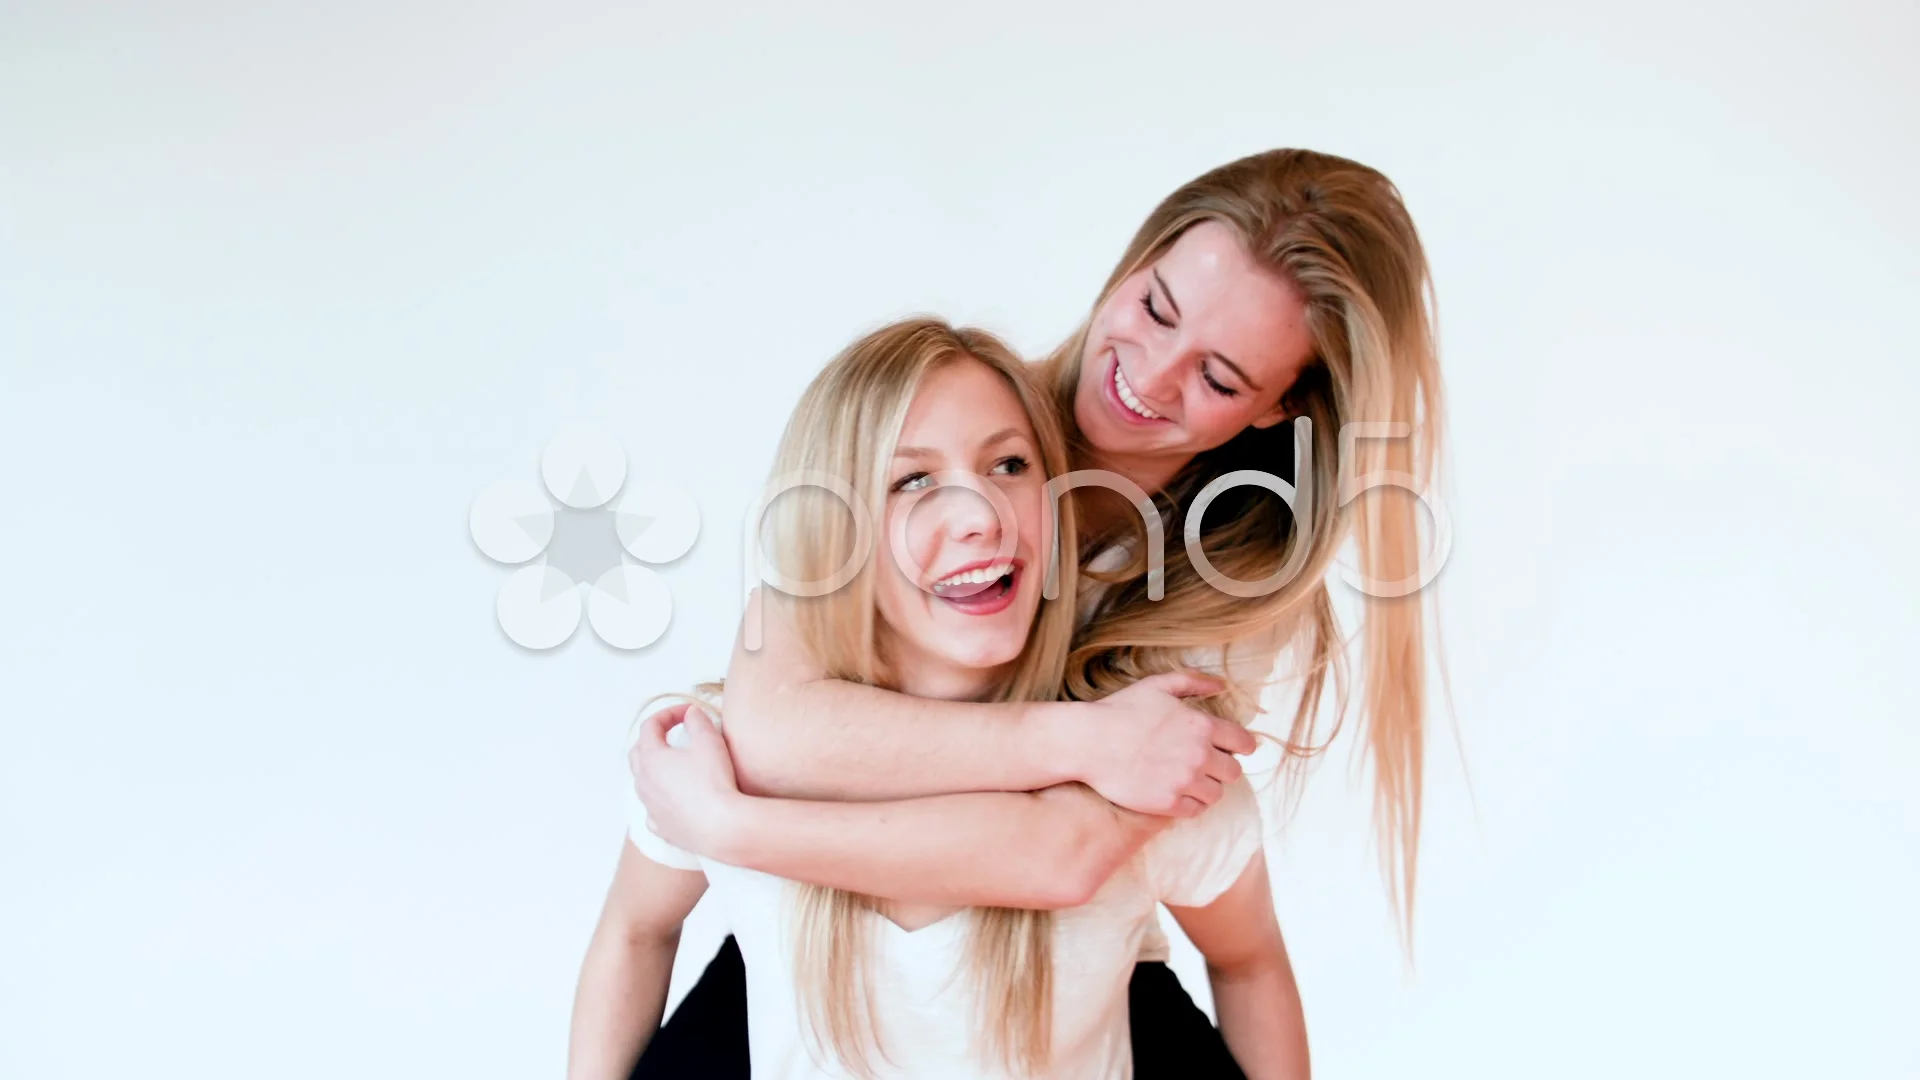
[569,318,1296,1079]
[611,147,1445,1077]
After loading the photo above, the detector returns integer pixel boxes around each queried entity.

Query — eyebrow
[1210,352,1263,393]
[1151,268,1183,319]
[893,427,1028,459]
[1153,268,1265,393]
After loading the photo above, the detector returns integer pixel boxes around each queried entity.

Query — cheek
[1186,393,1263,443]
[884,499,942,586]
[1090,286,1149,343]
[1075,355,1103,405]
[870,540,914,622]
[871,547,932,648]
[1105,296,1152,340]
[1010,487,1048,556]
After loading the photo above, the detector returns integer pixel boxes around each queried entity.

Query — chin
[941,637,1026,672]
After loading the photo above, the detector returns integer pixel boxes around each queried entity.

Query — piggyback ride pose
[600,147,1447,1079]
[570,319,1299,1079]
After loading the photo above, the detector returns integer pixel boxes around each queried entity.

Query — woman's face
[1072,220,1317,488]
[873,358,1051,698]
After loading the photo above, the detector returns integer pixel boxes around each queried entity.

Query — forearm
[708,784,1162,909]
[565,922,679,1080]
[1210,957,1310,1080]
[1171,853,1306,1080]
[720,591,1100,800]
[725,675,1086,802]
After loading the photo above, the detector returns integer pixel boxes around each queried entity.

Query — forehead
[896,358,1035,448]
[1154,220,1265,282]
[1148,221,1312,375]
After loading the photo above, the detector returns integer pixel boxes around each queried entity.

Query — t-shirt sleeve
[622,725,703,871]
[624,785,702,870]
[1143,777,1264,908]
[1180,623,1290,726]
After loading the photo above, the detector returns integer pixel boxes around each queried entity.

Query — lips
[931,559,1015,598]
[1102,350,1170,426]
[1113,361,1163,420]
[928,559,1021,616]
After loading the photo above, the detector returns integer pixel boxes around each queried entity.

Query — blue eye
[989,455,1030,476]
[892,472,932,492]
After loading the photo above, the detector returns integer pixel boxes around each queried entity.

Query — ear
[1248,401,1291,430]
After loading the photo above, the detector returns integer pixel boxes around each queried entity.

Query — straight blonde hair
[757,317,1081,1076]
[1045,148,1447,942]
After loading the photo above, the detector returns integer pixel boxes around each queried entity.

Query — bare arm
[721,589,1251,814]
[725,588,1066,797]
[632,705,1168,908]
[565,839,707,1080]
[714,783,1166,909]
[1167,852,1309,1080]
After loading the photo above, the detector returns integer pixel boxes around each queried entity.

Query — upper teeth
[934,562,1014,587]
[1114,363,1163,420]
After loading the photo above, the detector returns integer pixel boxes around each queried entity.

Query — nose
[930,477,1003,546]
[1129,344,1182,404]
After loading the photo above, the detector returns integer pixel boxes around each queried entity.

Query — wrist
[1027,700,1099,787]
[701,791,763,865]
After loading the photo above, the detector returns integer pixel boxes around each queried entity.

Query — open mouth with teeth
[928,559,1021,615]
[1109,354,1167,423]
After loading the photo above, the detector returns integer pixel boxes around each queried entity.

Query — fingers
[1205,748,1244,786]
[1139,670,1226,700]
[635,703,691,749]
[1207,715,1257,756]
[680,704,723,750]
[1185,774,1225,807]
[1174,794,1209,818]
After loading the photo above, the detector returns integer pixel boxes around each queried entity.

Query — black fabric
[631,934,1244,1079]
[1128,957,1247,1080]
[630,935,750,1079]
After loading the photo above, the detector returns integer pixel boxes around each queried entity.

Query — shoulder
[1142,778,1264,908]
[1178,617,1294,723]
[623,707,707,872]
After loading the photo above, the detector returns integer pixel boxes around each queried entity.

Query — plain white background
[3,2,1916,1077]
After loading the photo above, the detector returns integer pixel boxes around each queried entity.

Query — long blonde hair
[1046,148,1446,939]
[759,317,1080,1076]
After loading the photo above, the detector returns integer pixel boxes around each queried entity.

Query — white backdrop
[3,3,1916,1077]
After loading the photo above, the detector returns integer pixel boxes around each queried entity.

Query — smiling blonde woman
[568,319,1294,1079]
[605,147,1445,1079]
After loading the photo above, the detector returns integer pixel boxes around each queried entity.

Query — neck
[1075,447,1190,539]
[892,659,1002,703]
[880,633,1005,702]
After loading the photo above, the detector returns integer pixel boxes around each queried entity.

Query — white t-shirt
[1077,544,1291,964]
[626,772,1262,1079]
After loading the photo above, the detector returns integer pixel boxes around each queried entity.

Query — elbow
[1047,855,1116,910]
[1029,823,1126,910]
[609,900,687,952]
[1046,872,1104,911]
[709,693,783,796]
[726,740,795,801]
[1021,877,1097,912]
[590,911,681,968]
[620,923,681,958]
[1006,786,1139,910]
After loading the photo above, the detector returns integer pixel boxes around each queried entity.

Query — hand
[1076,671,1255,818]
[628,702,745,856]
